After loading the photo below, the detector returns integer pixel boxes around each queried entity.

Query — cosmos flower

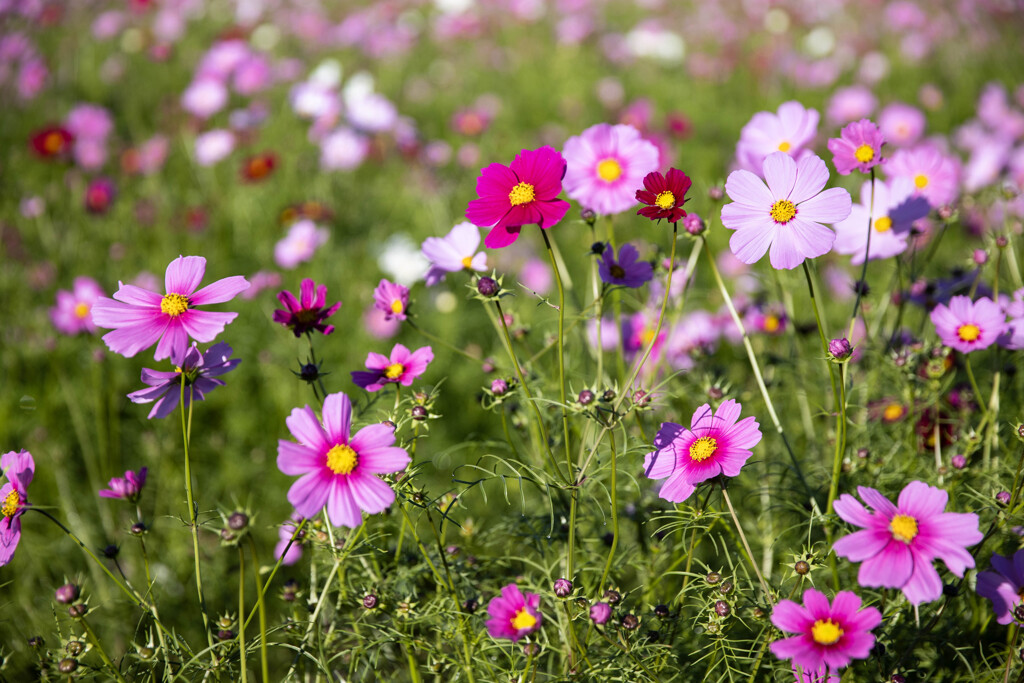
[92,255,249,360]
[194,129,235,167]
[832,481,982,605]
[486,584,542,642]
[241,152,277,182]
[421,222,487,286]
[721,152,852,270]
[351,344,433,393]
[878,102,926,147]
[635,168,692,223]
[274,279,341,337]
[274,513,306,566]
[276,392,411,528]
[643,400,762,503]
[373,279,410,322]
[929,295,1005,354]
[885,145,961,209]
[561,123,659,215]
[465,146,571,249]
[598,242,653,288]
[976,549,1024,624]
[735,101,820,173]
[832,177,930,265]
[84,177,116,214]
[770,588,881,672]
[51,276,105,335]
[30,125,74,159]
[127,342,240,419]
[274,220,328,270]
[98,467,148,503]
[1,450,34,566]
[827,119,885,175]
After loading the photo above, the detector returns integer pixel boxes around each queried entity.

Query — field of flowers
[3,0,1024,680]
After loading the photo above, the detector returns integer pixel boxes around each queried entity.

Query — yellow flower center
[874,216,893,233]
[508,182,536,207]
[854,144,875,164]
[769,200,797,224]
[160,293,190,317]
[778,141,791,152]
[326,444,358,475]
[385,363,405,379]
[461,256,473,269]
[390,299,404,315]
[957,324,981,342]
[689,436,718,462]
[655,190,676,210]
[44,132,64,154]
[74,302,90,319]
[511,608,537,631]
[596,158,623,182]
[890,513,918,542]
[810,618,844,645]
[640,329,656,347]
[914,174,929,189]
[2,489,21,517]
[763,315,780,333]
[882,403,905,421]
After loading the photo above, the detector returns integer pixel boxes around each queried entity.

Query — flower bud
[363,594,378,609]
[581,208,597,225]
[55,583,81,605]
[997,235,1010,248]
[973,249,989,265]
[603,589,621,604]
[476,276,499,297]
[653,604,669,618]
[228,512,249,531]
[217,629,234,641]
[59,658,79,674]
[462,598,479,614]
[553,578,573,598]
[578,389,595,405]
[714,600,730,617]
[68,604,88,619]
[590,602,611,625]
[951,454,966,469]
[491,378,508,395]
[130,522,147,536]
[795,560,810,575]
[707,186,724,201]
[706,572,721,585]
[66,640,84,656]
[997,491,1012,505]
[411,405,428,421]
[683,213,705,236]
[621,614,639,630]
[828,337,853,361]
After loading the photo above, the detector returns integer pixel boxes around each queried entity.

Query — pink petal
[797,187,852,224]
[484,223,522,249]
[657,472,695,502]
[770,599,812,633]
[897,481,947,518]
[357,446,410,474]
[725,416,762,450]
[787,217,836,261]
[767,228,805,270]
[321,393,352,443]
[288,470,330,519]
[725,169,774,207]
[832,529,890,562]
[643,447,679,480]
[770,635,821,672]
[112,285,162,307]
[350,423,396,452]
[858,542,912,588]
[802,588,831,620]
[762,151,797,199]
[730,225,779,265]
[190,275,250,305]
[857,487,897,516]
[179,310,238,342]
[901,551,943,605]
[165,255,207,295]
[101,318,168,357]
[154,322,189,361]
[712,399,741,429]
[790,154,830,204]
[286,405,329,451]
[277,440,321,476]
[535,198,571,229]
[348,473,396,514]
[721,202,772,232]
[327,478,363,528]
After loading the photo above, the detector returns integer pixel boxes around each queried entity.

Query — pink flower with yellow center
[50,276,104,335]
[561,123,659,216]
[373,279,410,322]
[770,588,881,673]
[884,145,961,209]
[929,295,1005,354]
[734,101,820,173]
[351,344,434,393]
[277,392,410,528]
[1,450,34,566]
[486,584,542,642]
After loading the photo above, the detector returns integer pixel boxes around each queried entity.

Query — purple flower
[827,119,885,175]
[598,243,653,288]
[50,276,105,335]
[127,342,240,419]
[929,296,1006,354]
[274,279,341,337]
[373,279,410,322]
[770,588,881,672]
[590,602,611,625]
[98,467,148,503]
[977,549,1024,624]
[832,481,982,605]
[561,123,659,216]
[721,152,852,270]
[421,222,487,286]
[1,450,34,566]
[91,255,249,361]
[351,344,433,393]
[486,584,542,642]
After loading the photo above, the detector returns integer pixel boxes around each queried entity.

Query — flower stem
[242,519,308,630]
[179,375,214,650]
[79,616,128,683]
[540,228,574,485]
[597,429,619,596]
[237,546,248,683]
[407,319,484,365]
[720,485,772,603]
[847,167,875,339]
[246,537,270,682]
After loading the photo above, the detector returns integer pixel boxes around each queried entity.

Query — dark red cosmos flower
[30,126,74,159]
[636,168,692,223]
[273,278,342,337]
[241,153,277,182]
[85,178,117,214]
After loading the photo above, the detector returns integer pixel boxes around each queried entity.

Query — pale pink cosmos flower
[878,102,926,147]
[722,152,852,270]
[421,222,487,286]
[885,145,961,209]
[181,78,228,119]
[277,392,410,528]
[929,295,1005,354]
[194,129,235,167]
[51,276,105,335]
[1,450,34,566]
[274,220,328,270]
[827,119,885,175]
[832,177,930,265]
[826,85,877,126]
[735,101,820,173]
[91,256,250,361]
[65,104,113,142]
[98,467,147,502]
[320,128,369,171]
[561,123,659,216]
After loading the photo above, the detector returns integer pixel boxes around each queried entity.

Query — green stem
[597,429,619,596]
[407,319,483,365]
[238,546,247,683]
[247,537,270,683]
[242,519,308,631]
[847,167,876,339]
[720,486,772,603]
[180,375,214,649]
[80,616,128,683]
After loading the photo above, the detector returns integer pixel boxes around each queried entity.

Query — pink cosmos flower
[832,177,930,265]
[181,78,228,119]
[421,222,487,286]
[832,481,983,605]
[827,119,885,175]
[826,85,877,126]
[274,279,341,337]
[885,145,961,209]
[351,344,433,393]
[194,129,235,167]
[929,295,1005,354]
[735,101,820,173]
[277,392,411,528]
[274,513,305,565]
[274,220,328,269]
[721,152,852,270]
[635,168,692,224]
[976,549,1024,625]
[92,256,249,361]
[1,450,34,566]
[465,146,571,249]
[770,588,881,673]
[878,103,926,147]
[598,242,653,288]
[51,276,105,335]
[320,128,369,171]
[561,123,659,216]
[127,342,240,419]
[98,467,148,503]
[643,400,762,503]
[373,279,410,322]
[486,584,542,642]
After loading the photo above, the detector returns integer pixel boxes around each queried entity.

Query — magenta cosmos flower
[598,243,653,288]
[832,177,930,265]
[827,119,885,175]
[486,584,542,642]
[643,400,762,503]
[421,221,487,286]
[1,450,34,566]
[635,168,692,223]
[929,295,1006,354]
[98,467,147,503]
[735,101,820,173]
[722,152,852,270]
[351,344,434,392]
[277,392,411,528]
[373,279,410,322]
[832,481,982,605]
[770,588,881,673]
[127,342,240,419]
[561,123,659,216]
[92,256,249,361]
[465,146,571,249]
[976,549,1024,625]
[51,276,104,335]
[274,278,341,337]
